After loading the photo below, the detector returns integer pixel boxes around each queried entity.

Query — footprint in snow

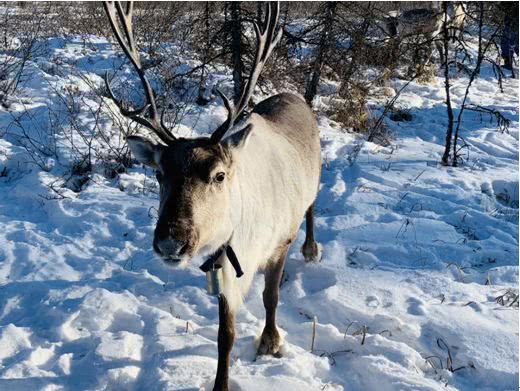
[406,297,426,316]
[221,376,317,391]
[300,266,337,294]
[463,301,482,312]
[365,295,380,308]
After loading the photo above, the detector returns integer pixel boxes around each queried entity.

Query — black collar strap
[199,245,244,278]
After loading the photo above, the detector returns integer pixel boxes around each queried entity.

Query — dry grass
[416,63,437,84]
[495,289,519,308]
[328,84,370,133]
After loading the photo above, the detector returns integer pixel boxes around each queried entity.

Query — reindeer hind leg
[301,203,321,262]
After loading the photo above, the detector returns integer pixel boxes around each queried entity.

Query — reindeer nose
[153,237,188,259]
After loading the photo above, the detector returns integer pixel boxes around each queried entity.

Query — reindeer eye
[215,172,225,183]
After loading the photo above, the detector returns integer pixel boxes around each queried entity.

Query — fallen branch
[465,104,510,133]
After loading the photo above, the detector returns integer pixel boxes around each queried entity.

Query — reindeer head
[127,129,251,263]
[103,1,280,264]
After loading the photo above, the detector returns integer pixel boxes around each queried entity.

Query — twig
[465,104,510,133]
[311,315,318,352]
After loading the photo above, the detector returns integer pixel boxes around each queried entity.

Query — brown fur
[257,241,289,357]
[153,140,233,259]
[214,294,235,391]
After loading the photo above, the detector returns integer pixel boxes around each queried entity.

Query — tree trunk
[229,1,244,102]
[451,2,485,166]
[304,2,337,107]
[197,2,212,105]
[441,3,454,166]
[256,1,263,23]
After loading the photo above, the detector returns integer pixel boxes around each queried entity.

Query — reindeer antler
[210,2,282,143]
[103,1,176,145]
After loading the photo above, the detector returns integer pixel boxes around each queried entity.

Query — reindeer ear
[127,136,164,168]
[223,124,253,151]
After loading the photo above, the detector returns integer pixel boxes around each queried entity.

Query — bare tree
[229,2,245,100]
[304,2,338,106]
[442,2,502,166]
[441,2,454,166]
[0,2,51,106]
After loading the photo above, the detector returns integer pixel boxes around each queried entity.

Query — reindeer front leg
[213,294,235,391]
[257,245,287,357]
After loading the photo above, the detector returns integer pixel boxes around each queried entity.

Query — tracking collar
[199,244,244,278]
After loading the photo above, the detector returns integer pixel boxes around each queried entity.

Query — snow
[0,33,518,391]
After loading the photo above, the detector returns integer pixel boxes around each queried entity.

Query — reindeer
[102,2,321,390]
[384,6,445,69]
[447,2,466,42]
[384,3,466,68]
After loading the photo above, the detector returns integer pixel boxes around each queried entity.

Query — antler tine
[236,2,282,115]
[210,88,236,141]
[210,2,281,144]
[103,1,176,145]
[118,1,135,53]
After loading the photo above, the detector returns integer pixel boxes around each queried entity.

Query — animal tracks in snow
[406,297,427,316]
[0,33,517,391]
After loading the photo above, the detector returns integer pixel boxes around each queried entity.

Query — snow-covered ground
[0,34,518,391]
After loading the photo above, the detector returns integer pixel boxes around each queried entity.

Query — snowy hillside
[0,33,518,391]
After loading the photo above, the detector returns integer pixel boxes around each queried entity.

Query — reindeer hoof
[301,241,321,263]
[257,327,282,357]
[212,379,229,391]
